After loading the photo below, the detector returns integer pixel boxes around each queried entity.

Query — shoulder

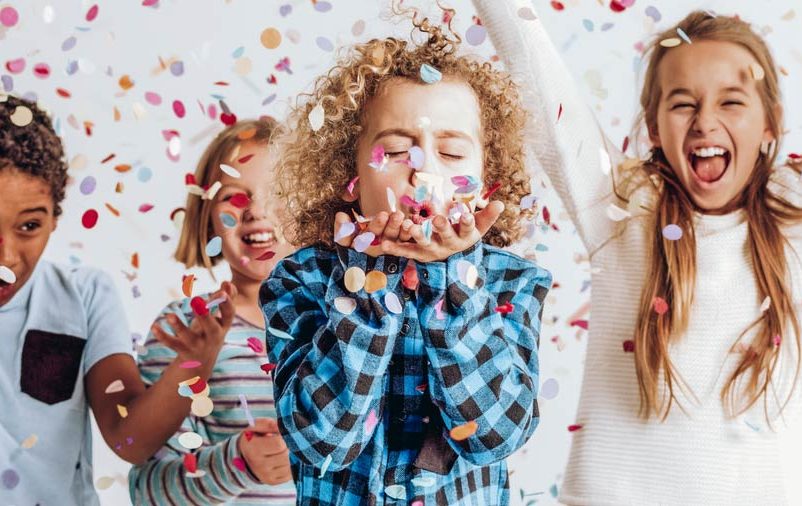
[480,244,552,288]
[38,261,120,308]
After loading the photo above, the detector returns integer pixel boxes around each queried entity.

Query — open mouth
[241,230,276,249]
[687,146,731,184]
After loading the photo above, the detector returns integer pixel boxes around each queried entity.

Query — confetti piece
[353,232,375,253]
[85,4,99,22]
[105,380,125,394]
[308,103,325,131]
[260,362,276,374]
[0,6,19,27]
[232,457,247,472]
[268,326,294,340]
[95,476,115,490]
[365,409,379,433]
[387,187,397,212]
[495,302,514,314]
[623,340,635,352]
[760,296,771,312]
[419,64,442,84]
[117,404,128,418]
[319,454,333,478]
[540,378,559,400]
[205,236,222,257]
[749,63,765,81]
[191,396,214,417]
[172,100,186,118]
[465,24,486,46]
[335,221,356,242]
[660,38,682,48]
[334,296,357,314]
[182,274,196,297]
[773,335,782,346]
[550,1,565,11]
[82,209,99,229]
[385,485,407,500]
[190,296,209,316]
[344,266,367,292]
[517,7,537,20]
[606,203,631,222]
[408,146,425,169]
[599,148,612,175]
[384,292,403,314]
[676,27,692,44]
[239,394,255,426]
[0,266,16,284]
[178,432,203,450]
[261,28,282,49]
[662,224,683,241]
[9,105,32,126]
[411,476,436,488]
[645,6,661,22]
[456,260,478,289]
[449,420,478,441]
[402,262,418,291]
[365,271,388,294]
[20,434,38,449]
[180,360,201,369]
[246,337,264,355]
[1,469,19,489]
[256,250,275,261]
[653,297,669,315]
[183,453,197,473]
[434,298,445,320]
[568,424,583,432]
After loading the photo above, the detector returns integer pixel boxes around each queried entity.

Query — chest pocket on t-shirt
[20,329,85,405]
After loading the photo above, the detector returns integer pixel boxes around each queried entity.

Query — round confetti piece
[0,266,17,284]
[384,292,403,314]
[144,91,161,105]
[178,431,203,450]
[540,378,559,400]
[344,266,366,293]
[170,60,184,76]
[172,99,185,119]
[750,63,765,81]
[260,27,282,49]
[365,271,387,294]
[645,5,661,22]
[465,24,486,46]
[412,502,424,506]
[9,105,33,126]
[105,379,125,394]
[352,19,365,36]
[449,420,478,441]
[230,193,251,209]
[335,221,356,242]
[70,153,88,170]
[219,212,237,229]
[137,166,153,183]
[550,1,565,10]
[95,476,115,490]
[334,296,357,315]
[33,63,50,78]
[653,297,669,315]
[61,36,77,51]
[234,57,252,76]
[205,236,222,257]
[220,163,241,178]
[1,469,20,489]
[82,209,99,229]
[42,5,54,23]
[517,6,537,20]
[191,396,214,417]
[316,36,334,52]
[662,224,683,241]
[385,484,407,500]
[0,6,18,27]
[85,4,99,21]
[419,63,442,84]
[313,1,332,12]
[20,434,38,449]
[353,232,375,253]
[659,37,682,48]
[308,103,325,131]
[279,4,291,16]
[456,260,478,289]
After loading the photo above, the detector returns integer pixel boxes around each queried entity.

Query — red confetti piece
[82,209,99,229]
[244,430,254,442]
[213,81,230,86]
[172,100,186,118]
[256,250,276,261]
[570,319,588,330]
[185,173,197,186]
[610,0,626,12]
[232,457,247,472]
[33,63,50,79]
[56,88,71,98]
[189,379,207,394]
[653,297,669,315]
[86,4,99,22]
[568,424,583,432]
[183,453,197,473]
[557,103,563,122]
[789,153,801,159]
[179,360,201,369]
[267,74,277,84]
[238,154,255,164]
[260,363,277,374]
[190,296,209,316]
[6,58,25,74]
[495,302,514,314]
[247,337,265,354]
[131,253,139,269]
[229,192,250,208]
[101,153,116,164]
[550,1,565,10]
[773,335,782,347]
[138,203,154,213]
[402,261,419,291]
[622,136,630,153]
[142,0,159,6]
[622,340,635,352]
[542,206,551,225]
[415,383,427,393]
[84,121,94,136]
[220,112,237,126]
[482,181,501,200]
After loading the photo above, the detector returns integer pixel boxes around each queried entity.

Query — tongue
[693,155,727,182]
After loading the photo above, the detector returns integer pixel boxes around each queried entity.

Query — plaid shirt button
[401,323,410,335]
[387,263,398,274]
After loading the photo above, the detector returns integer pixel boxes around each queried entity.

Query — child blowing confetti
[0,95,237,505]
[475,0,802,503]
[129,119,296,505]
[260,6,551,506]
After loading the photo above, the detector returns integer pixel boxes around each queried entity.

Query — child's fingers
[458,213,476,240]
[382,211,404,241]
[151,324,184,351]
[367,211,390,238]
[410,223,430,246]
[474,200,504,236]
[432,215,456,243]
[250,417,281,435]
[399,219,414,242]
[334,212,355,247]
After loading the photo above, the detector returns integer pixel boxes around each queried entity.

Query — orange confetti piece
[364,271,388,294]
[131,253,139,269]
[113,106,121,121]
[449,421,478,441]
[101,153,116,164]
[182,274,195,297]
[115,182,124,193]
[117,404,128,418]
[115,164,132,173]
[105,203,120,216]
[56,88,71,98]
[119,75,135,90]
[83,121,94,136]
[237,128,257,140]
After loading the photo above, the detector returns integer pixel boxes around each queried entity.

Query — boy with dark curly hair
[260,7,552,505]
[0,94,237,505]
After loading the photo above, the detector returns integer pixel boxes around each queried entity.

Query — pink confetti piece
[622,340,635,352]
[138,203,154,213]
[5,58,25,74]
[247,337,265,354]
[347,176,359,196]
[239,394,255,426]
[434,299,445,320]
[86,4,99,22]
[232,457,247,472]
[365,409,379,432]
[179,360,202,369]
[172,100,186,118]
[0,6,19,27]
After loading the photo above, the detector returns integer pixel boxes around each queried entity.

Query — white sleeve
[473,0,625,254]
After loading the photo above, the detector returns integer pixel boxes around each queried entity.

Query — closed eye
[671,103,695,110]
[441,152,464,160]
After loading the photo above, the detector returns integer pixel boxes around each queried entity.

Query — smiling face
[209,142,294,283]
[651,40,777,211]
[0,168,57,306]
[352,78,484,221]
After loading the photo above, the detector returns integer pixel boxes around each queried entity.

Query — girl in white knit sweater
[473,1,802,504]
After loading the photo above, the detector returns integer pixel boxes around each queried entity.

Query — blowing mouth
[687,146,731,184]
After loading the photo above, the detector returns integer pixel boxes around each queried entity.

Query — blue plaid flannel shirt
[260,240,551,505]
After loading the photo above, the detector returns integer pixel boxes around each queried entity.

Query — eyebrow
[20,206,49,215]
[371,128,474,143]
[665,86,749,100]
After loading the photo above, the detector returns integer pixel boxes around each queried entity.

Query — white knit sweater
[473,1,802,504]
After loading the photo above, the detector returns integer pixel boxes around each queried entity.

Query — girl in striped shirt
[128,119,297,505]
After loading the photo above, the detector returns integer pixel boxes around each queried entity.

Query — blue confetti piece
[268,327,294,340]
[419,64,442,84]
[262,93,277,105]
[549,483,559,498]
[1,74,12,92]
[210,93,226,100]
[319,454,333,478]
[219,212,237,229]
[137,166,152,183]
[601,22,614,31]
[62,36,77,51]
[232,46,245,58]
[677,27,692,44]
[170,60,184,77]
[205,236,222,257]
[535,243,548,252]
[66,60,79,75]
[582,19,594,32]
[279,4,291,16]
[408,146,425,169]
[645,5,661,22]
[314,1,332,12]
[422,220,433,241]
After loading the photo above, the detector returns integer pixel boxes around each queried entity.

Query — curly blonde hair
[274,5,532,249]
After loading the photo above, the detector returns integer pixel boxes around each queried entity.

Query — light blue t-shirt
[0,260,132,506]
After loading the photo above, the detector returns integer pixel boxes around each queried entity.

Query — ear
[763,102,783,143]
[648,124,662,148]
[341,177,359,203]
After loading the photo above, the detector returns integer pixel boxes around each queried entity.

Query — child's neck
[229,270,265,329]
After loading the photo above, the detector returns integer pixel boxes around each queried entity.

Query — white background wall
[3,0,802,504]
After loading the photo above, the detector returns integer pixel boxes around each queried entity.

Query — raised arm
[473,0,624,253]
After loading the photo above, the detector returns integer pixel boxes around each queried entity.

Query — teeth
[243,232,274,243]
[692,147,727,158]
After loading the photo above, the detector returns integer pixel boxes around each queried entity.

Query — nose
[690,103,720,136]
[416,142,443,177]
[0,235,20,267]
[242,193,268,222]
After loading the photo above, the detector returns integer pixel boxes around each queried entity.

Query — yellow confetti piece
[9,105,33,126]
[449,420,478,441]
[21,434,38,449]
[117,404,128,418]
[96,476,116,490]
[749,62,765,81]
[659,37,682,48]
[344,267,366,293]
[364,271,387,294]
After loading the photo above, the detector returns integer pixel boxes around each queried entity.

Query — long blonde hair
[624,11,802,420]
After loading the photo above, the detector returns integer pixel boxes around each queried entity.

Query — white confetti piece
[659,37,682,48]
[220,164,241,178]
[95,476,115,490]
[750,63,765,81]
[411,476,436,488]
[335,221,356,242]
[104,379,125,394]
[268,326,294,340]
[334,296,357,314]
[387,187,397,213]
[605,203,631,222]
[344,266,366,293]
[239,394,255,426]
[319,454,333,478]
[353,232,375,253]
[760,296,771,312]
[385,484,407,500]
[191,396,214,417]
[308,103,325,131]
[178,432,204,450]
[9,106,33,127]
[599,148,612,175]
[0,265,17,284]
[456,260,478,289]
[384,292,403,314]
